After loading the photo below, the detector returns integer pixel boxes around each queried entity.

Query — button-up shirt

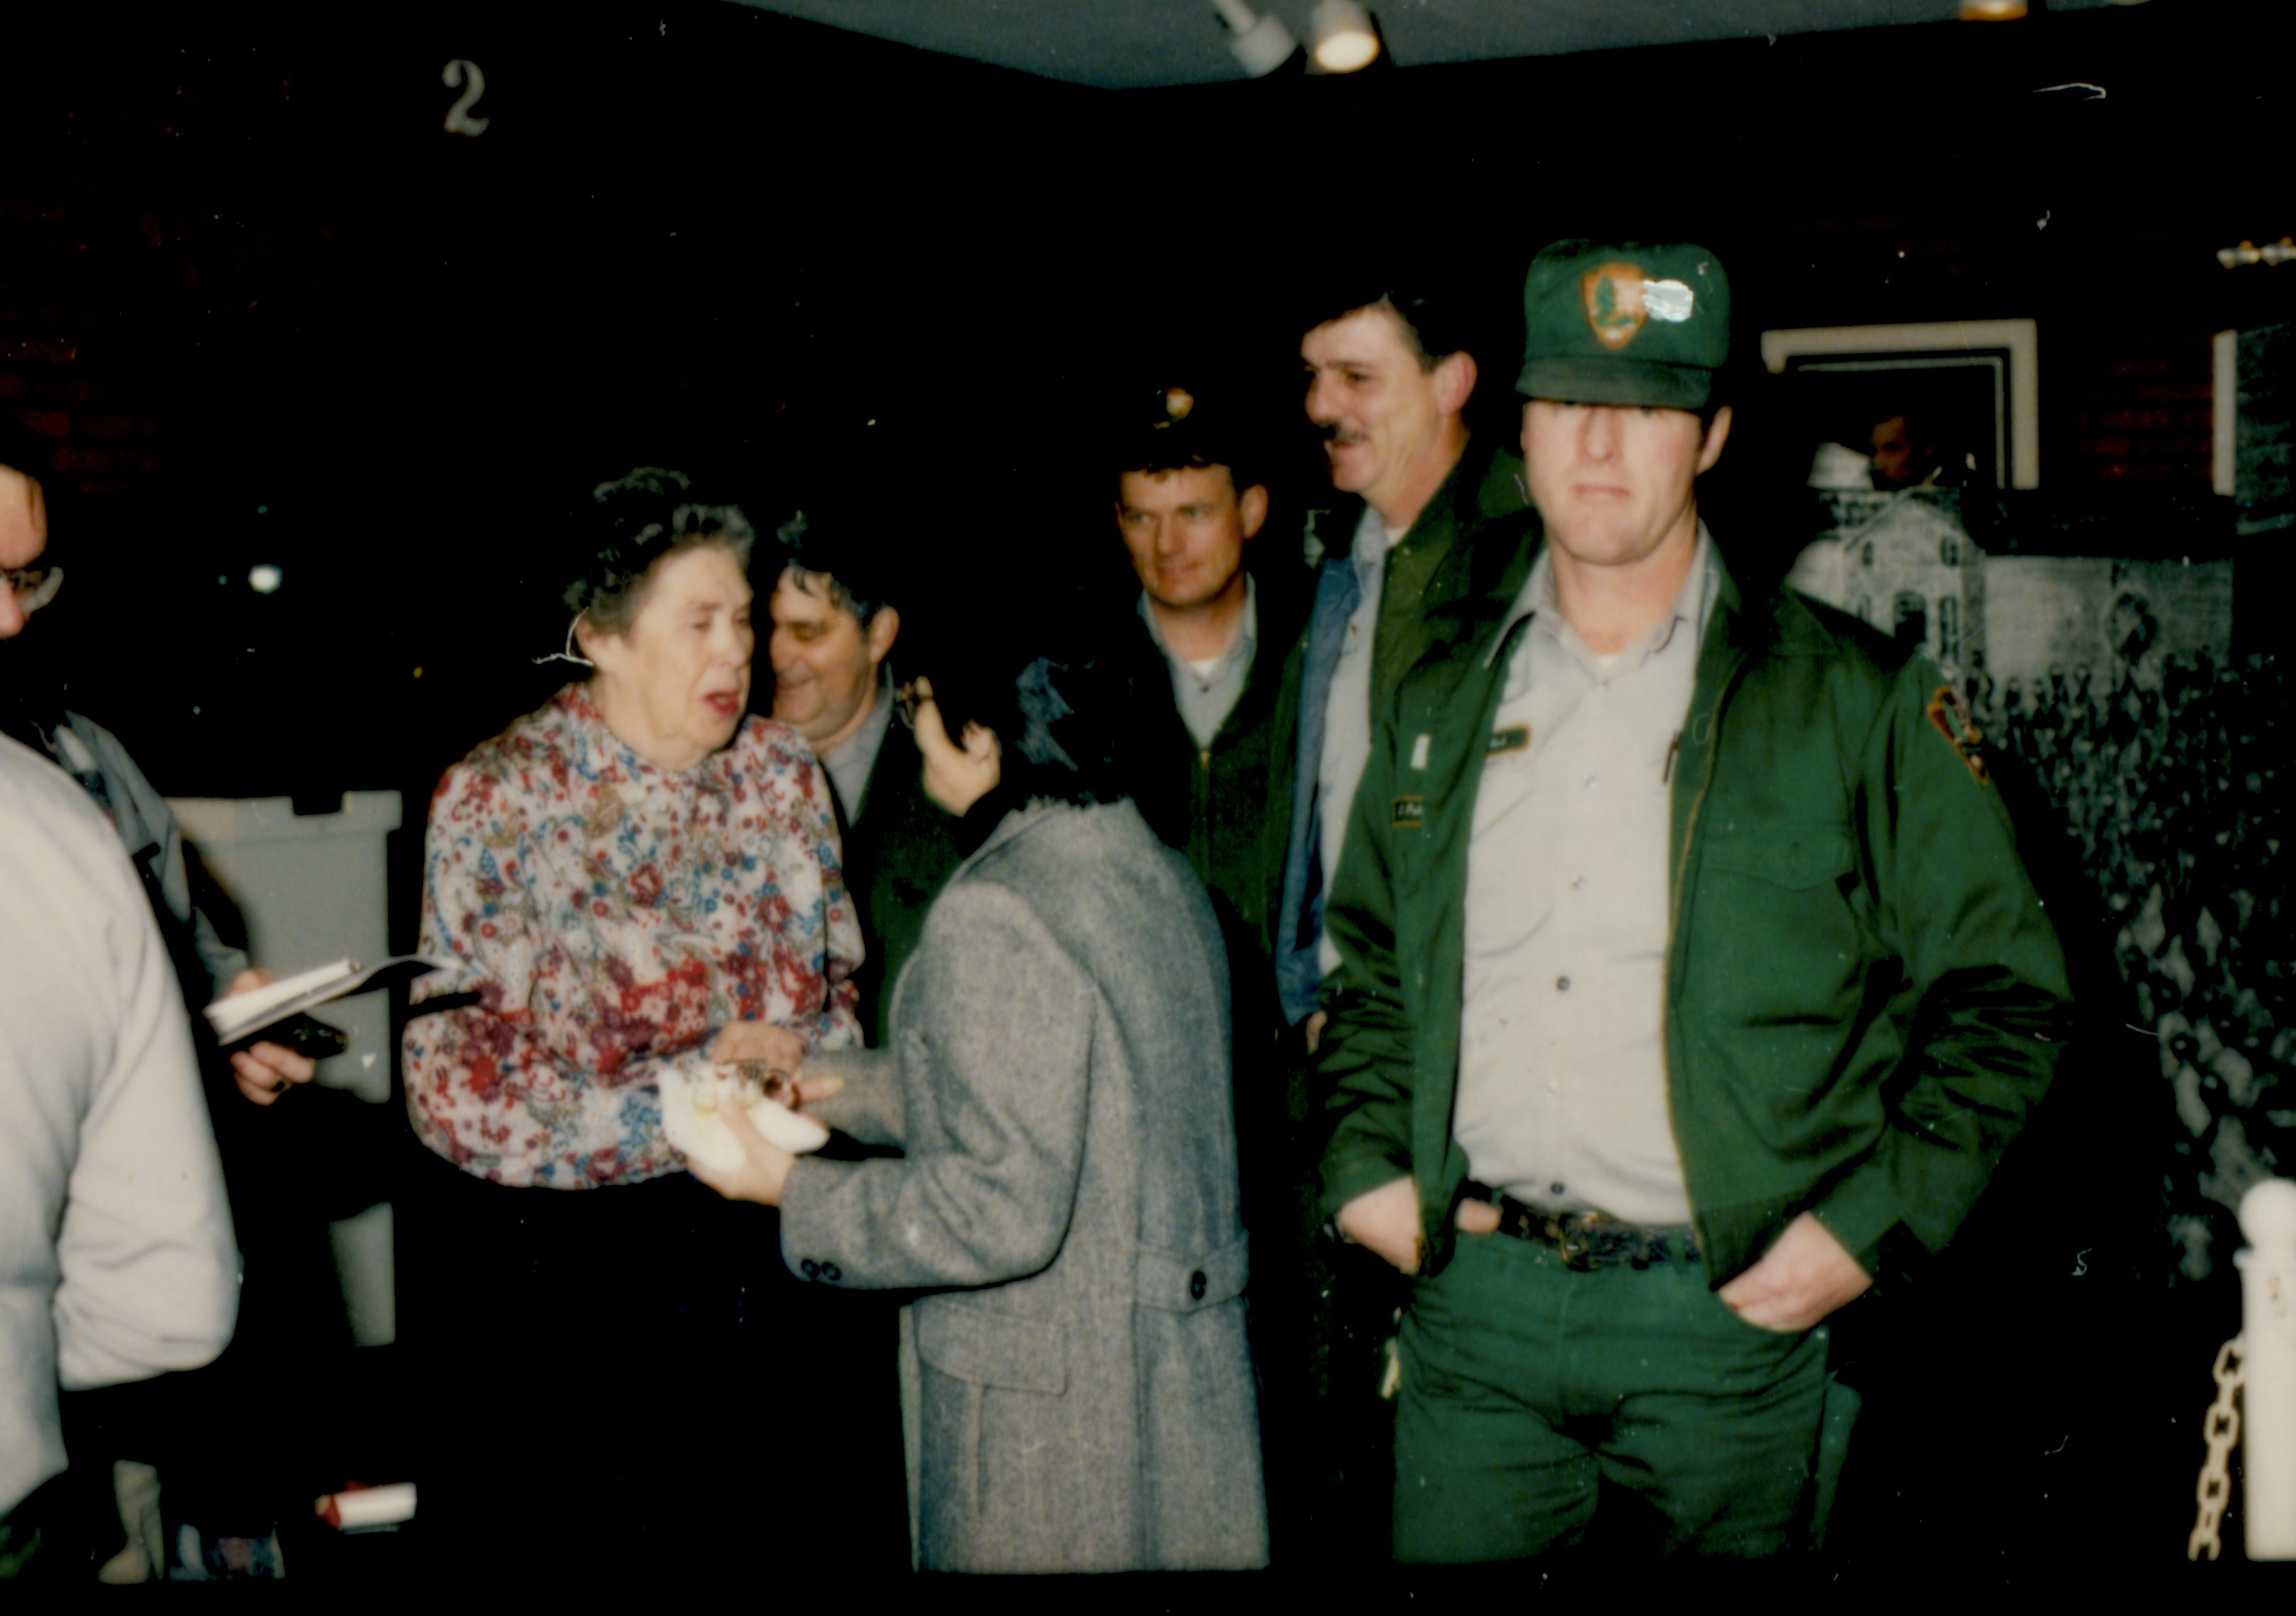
[1139,577,1258,751]
[1315,503,1403,975]
[1453,529,1717,1225]
[821,678,894,826]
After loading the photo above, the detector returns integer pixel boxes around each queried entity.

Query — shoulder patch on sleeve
[1923,685,1991,786]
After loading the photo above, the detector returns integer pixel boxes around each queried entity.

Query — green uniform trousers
[1392,1230,1838,1561]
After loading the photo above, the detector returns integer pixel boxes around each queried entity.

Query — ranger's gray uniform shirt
[1453,529,1716,1225]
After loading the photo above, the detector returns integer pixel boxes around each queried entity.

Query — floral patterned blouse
[403,684,862,1189]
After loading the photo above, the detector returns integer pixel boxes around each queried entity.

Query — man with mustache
[1316,240,2072,1561]
[1285,281,1535,1034]
[1276,282,1536,1564]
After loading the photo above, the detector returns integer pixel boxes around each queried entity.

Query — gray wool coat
[781,797,1269,1573]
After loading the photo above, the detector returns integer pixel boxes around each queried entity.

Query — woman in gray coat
[693,650,1268,1573]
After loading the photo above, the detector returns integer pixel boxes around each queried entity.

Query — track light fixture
[1208,0,1305,77]
[1310,0,1383,72]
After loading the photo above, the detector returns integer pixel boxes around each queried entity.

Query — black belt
[1461,1182,1698,1272]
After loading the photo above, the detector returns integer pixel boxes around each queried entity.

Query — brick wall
[0,199,166,496]
[2059,329,2219,488]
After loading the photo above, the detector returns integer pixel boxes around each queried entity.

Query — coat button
[801,1259,820,1279]
[822,1262,842,1284]
[1188,1269,1208,1302]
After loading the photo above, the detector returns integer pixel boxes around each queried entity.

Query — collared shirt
[1139,576,1258,751]
[1453,528,1718,1225]
[822,677,894,826]
[1315,503,1404,975]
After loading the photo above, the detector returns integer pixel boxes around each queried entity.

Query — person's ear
[573,613,621,673]
[1237,483,1270,542]
[1433,349,1479,417]
[866,605,901,666]
[1697,405,1734,474]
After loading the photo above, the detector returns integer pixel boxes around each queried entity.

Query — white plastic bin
[168,790,403,1348]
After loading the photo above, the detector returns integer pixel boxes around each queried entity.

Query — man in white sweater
[0,732,239,1576]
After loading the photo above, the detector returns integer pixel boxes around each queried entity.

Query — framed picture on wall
[1760,318,2039,490]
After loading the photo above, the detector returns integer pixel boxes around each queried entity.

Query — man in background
[1285,278,1536,1033]
[1116,403,1307,1045]
[1274,279,1538,1565]
[766,505,963,1040]
[1110,403,1327,1555]
[0,732,240,1580]
[0,427,314,1105]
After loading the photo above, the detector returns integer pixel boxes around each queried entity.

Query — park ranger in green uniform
[1317,240,2073,1560]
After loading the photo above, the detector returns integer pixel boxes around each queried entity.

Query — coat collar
[1468,525,1828,673]
[1304,431,1524,563]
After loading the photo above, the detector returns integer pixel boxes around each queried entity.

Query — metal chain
[2189,1334,2246,1561]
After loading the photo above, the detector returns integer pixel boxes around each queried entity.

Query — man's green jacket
[1316,531,2074,1286]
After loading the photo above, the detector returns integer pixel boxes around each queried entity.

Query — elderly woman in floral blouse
[398,469,904,1573]
[403,471,857,1179]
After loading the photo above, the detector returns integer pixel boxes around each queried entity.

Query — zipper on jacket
[1661,652,1749,1262]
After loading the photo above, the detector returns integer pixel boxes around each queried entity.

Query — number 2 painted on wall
[442,60,490,137]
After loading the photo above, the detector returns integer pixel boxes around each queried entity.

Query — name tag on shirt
[1392,795,1425,829]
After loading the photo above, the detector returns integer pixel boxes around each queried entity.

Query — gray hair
[566,466,757,636]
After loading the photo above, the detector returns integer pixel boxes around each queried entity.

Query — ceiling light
[1208,0,1303,78]
[1959,0,2029,18]
[1310,0,1383,72]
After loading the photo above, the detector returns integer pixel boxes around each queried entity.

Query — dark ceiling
[731,0,2134,89]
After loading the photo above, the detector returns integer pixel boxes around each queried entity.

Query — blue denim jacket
[1273,441,1534,1027]
[1273,549,1360,1026]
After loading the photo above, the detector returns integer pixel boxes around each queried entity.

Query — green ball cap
[1516,240,1731,410]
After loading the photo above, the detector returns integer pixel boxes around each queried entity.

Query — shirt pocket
[1689,821,1867,1030]
[1699,821,1857,891]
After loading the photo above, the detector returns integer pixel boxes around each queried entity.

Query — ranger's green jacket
[1316,532,2073,1286]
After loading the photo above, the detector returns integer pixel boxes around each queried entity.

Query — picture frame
[1760,318,2039,490]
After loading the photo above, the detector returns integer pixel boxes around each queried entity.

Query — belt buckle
[1551,1216,1597,1272]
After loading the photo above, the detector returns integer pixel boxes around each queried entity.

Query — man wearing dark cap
[1315,240,2072,1560]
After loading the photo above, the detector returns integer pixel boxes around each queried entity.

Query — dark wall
[6,2,2288,800]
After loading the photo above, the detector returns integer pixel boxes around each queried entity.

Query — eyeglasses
[4,566,62,616]
[892,680,922,731]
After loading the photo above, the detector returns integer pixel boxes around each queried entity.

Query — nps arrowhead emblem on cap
[1582,262,1648,351]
